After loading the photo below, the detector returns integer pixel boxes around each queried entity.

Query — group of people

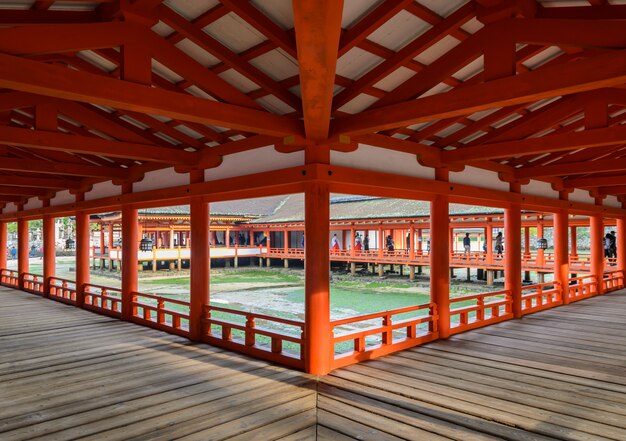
[331,233,371,251]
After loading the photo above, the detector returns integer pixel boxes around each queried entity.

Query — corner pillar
[121,207,138,321]
[505,203,522,318]
[554,209,570,304]
[590,213,604,294]
[304,181,331,375]
[431,192,450,338]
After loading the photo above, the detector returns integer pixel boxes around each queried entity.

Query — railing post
[75,209,90,307]
[505,201,522,318]
[122,205,138,321]
[245,315,255,346]
[554,208,570,304]
[42,215,55,297]
[17,217,28,291]
[189,170,210,341]
[0,222,6,279]
[304,180,332,375]
[431,169,450,338]
[590,213,604,295]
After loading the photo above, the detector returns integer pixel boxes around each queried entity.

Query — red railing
[567,275,598,302]
[48,277,77,305]
[603,270,624,292]
[450,290,513,335]
[22,272,44,295]
[330,303,438,369]
[131,292,190,337]
[203,305,305,369]
[0,269,19,287]
[521,281,562,315]
[83,283,122,318]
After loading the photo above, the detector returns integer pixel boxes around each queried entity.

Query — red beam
[0,175,81,189]
[293,0,343,142]
[0,126,197,164]
[333,2,475,110]
[515,158,626,180]
[443,125,626,163]
[0,156,129,179]
[331,50,626,137]
[563,176,626,189]
[0,53,303,138]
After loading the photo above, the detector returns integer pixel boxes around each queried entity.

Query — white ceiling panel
[203,12,266,54]
[367,10,430,52]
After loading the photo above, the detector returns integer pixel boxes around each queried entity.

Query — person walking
[463,233,471,255]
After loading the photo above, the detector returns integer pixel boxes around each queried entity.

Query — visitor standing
[463,233,471,255]
[495,232,503,257]
[331,233,340,251]
[354,233,362,251]
[610,231,617,258]
[386,235,394,252]
[363,233,369,251]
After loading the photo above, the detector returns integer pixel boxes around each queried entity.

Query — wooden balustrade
[603,270,624,292]
[203,305,305,369]
[48,277,77,305]
[131,292,190,337]
[567,275,598,303]
[521,282,562,315]
[450,290,513,335]
[330,303,438,370]
[0,269,19,288]
[21,272,44,295]
[83,283,122,318]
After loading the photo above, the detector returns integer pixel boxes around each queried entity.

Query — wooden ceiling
[0,0,625,208]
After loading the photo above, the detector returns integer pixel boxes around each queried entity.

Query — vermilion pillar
[524,226,530,258]
[570,226,578,257]
[590,214,604,294]
[430,194,450,338]
[505,204,522,318]
[43,215,55,296]
[537,220,545,267]
[0,221,6,270]
[189,195,209,341]
[17,218,28,289]
[75,210,90,307]
[554,210,569,304]
[121,206,138,321]
[304,181,331,374]
[617,217,626,273]
[486,220,493,264]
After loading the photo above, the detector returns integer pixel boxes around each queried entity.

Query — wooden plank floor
[5,287,626,440]
[319,291,626,440]
[0,288,317,441]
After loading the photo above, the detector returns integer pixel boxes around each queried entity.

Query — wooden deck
[0,287,317,440]
[3,287,626,440]
[320,290,626,440]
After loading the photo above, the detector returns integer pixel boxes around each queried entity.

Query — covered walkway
[4,286,626,440]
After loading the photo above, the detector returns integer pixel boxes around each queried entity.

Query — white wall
[332,144,435,179]
[522,180,558,199]
[205,146,304,181]
[85,181,120,201]
[449,166,509,192]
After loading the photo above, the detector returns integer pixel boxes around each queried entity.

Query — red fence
[203,305,305,370]
[567,275,598,303]
[330,303,438,369]
[521,281,562,315]
[84,283,122,318]
[48,277,77,305]
[603,270,624,292]
[131,292,190,337]
[22,273,44,295]
[0,269,19,288]
[450,290,513,335]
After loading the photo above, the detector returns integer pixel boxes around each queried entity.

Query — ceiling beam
[515,158,626,180]
[598,185,626,196]
[0,126,197,164]
[0,157,130,179]
[0,185,50,197]
[443,125,626,163]
[0,52,303,138]
[331,49,626,137]
[0,10,99,25]
[563,176,626,189]
[0,175,82,189]
[333,2,475,111]
[293,0,343,141]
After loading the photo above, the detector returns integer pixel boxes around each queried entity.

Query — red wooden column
[189,170,209,341]
[536,219,545,267]
[523,226,530,258]
[617,216,626,274]
[554,209,570,304]
[505,202,522,318]
[0,221,6,271]
[75,208,90,307]
[17,216,28,289]
[304,181,331,375]
[43,214,55,297]
[121,198,138,321]
[590,213,604,294]
[409,224,415,260]
[431,168,450,338]
[570,226,578,257]
[485,219,493,264]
